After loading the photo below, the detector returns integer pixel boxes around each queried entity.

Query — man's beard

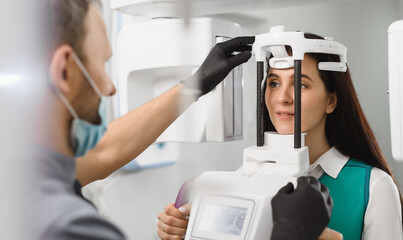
[74,82,101,124]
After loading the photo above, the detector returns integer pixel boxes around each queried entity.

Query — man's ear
[326,91,338,114]
[49,45,74,94]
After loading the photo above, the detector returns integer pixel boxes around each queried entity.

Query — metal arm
[257,61,264,147]
[294,60,302,149]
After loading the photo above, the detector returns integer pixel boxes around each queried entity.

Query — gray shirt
[29,147,126,240]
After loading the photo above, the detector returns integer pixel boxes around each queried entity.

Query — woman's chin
[276,129,294,135]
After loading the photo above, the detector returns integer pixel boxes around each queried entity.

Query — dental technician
[28,0,333,239]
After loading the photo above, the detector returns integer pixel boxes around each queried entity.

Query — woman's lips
[277,112,294,120]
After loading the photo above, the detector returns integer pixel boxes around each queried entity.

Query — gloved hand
[181,36,255,98]
[271,176,333,240]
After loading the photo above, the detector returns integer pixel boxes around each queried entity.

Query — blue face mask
[70,97,108,157]
[53,53,108,157]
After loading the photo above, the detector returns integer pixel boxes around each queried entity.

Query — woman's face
[265,55,337,135]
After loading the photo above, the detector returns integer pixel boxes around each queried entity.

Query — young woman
[157,33,403,240]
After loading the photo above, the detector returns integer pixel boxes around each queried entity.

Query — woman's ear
[49,45,74,94]
[326,91,337,114]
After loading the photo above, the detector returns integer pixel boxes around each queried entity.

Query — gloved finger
[297,176,321,191]
[308,176,321,190]
[327,195,334,213]
[320,182,330,195]
[227,51,252,69]
[232,45,253,52]
[319,182,333,215]
[295,176,309,190]
[276,182,294,195]
[230,46,252,57]
[220,36,255,56]
[320,183,332,209]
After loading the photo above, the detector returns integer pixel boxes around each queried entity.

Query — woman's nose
[277,86,294,104]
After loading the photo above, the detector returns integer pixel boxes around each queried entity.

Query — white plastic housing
[186,172,297,240]
[388,20,403,162]
[253,26,347,72]
[111,0,178,19]
[242,132,309,177]
[185,132,310,240]
[117,18,242,142]
[110,0,344,18]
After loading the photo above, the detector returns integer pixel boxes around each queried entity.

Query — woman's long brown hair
[262,33,403,225]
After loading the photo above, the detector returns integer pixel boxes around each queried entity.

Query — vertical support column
[294,60,302,149]
[257,61,264,147]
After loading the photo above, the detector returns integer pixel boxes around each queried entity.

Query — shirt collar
[35,145,77,185]
[308,147,349,179]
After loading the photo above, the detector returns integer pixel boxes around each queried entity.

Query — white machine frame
[184,26,348,240]
[253,25,347,72]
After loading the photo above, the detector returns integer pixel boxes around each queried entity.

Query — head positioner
[253,26,348,148]
[253,26,348,72]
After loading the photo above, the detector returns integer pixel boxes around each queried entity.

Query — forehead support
[253,28,347,72]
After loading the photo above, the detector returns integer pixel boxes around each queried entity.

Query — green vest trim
[319,158,372,240]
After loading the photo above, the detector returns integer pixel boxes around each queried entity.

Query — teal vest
[319,158,372,240]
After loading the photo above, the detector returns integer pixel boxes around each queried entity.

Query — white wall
[87,0,403,239]
[398,0,403,18]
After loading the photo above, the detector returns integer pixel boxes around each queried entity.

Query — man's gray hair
[43,0,103,61]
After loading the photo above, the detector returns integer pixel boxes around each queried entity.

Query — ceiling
[110,0,356,18]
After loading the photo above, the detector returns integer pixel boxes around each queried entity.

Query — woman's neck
[305,127,331,164]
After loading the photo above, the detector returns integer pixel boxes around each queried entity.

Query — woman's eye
[269,81,280,87]
[301,84,308,89]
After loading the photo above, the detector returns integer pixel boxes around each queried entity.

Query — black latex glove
[271,176,333,240]
[181,36,255,98]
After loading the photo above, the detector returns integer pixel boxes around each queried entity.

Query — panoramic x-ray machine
[112,0,245,170]
[176,26,348,240]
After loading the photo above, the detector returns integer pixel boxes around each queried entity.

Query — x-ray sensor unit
[180,26,348,240]
[388,20,403,162]
[113,0,244,169]
[117,17,243,143]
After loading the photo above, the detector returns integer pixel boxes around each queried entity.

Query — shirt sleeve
[362,168,402,240]
[41,208,126,240]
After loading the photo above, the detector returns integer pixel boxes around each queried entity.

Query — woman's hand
[318,228,343,240]
[157,203,191,240]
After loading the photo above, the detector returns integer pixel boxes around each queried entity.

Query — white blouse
[309,147,402,240]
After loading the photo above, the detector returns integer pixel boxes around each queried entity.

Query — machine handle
[174,178,195,209]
